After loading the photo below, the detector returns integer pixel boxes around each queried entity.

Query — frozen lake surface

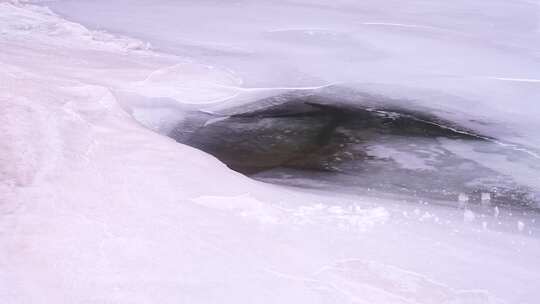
[1,1,540,303]
[47,0,540,204]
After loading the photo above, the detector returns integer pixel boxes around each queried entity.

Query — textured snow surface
[1,1,540,303]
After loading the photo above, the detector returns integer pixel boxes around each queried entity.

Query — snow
[46,0,540,147]
[1,1,540,303]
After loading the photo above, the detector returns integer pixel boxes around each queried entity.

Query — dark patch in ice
[171,98,481,172]
[169,94,538,209]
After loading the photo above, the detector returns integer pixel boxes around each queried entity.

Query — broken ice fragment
[458,193,469,208]
[464,210,475,222]
[481,192,491,204]
[517,221,525,232]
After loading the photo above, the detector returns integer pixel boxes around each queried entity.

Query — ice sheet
[1,1,540,303]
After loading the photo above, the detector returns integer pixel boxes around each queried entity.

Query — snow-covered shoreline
[1,1,540,303]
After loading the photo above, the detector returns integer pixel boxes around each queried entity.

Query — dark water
[169,94,538,209]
